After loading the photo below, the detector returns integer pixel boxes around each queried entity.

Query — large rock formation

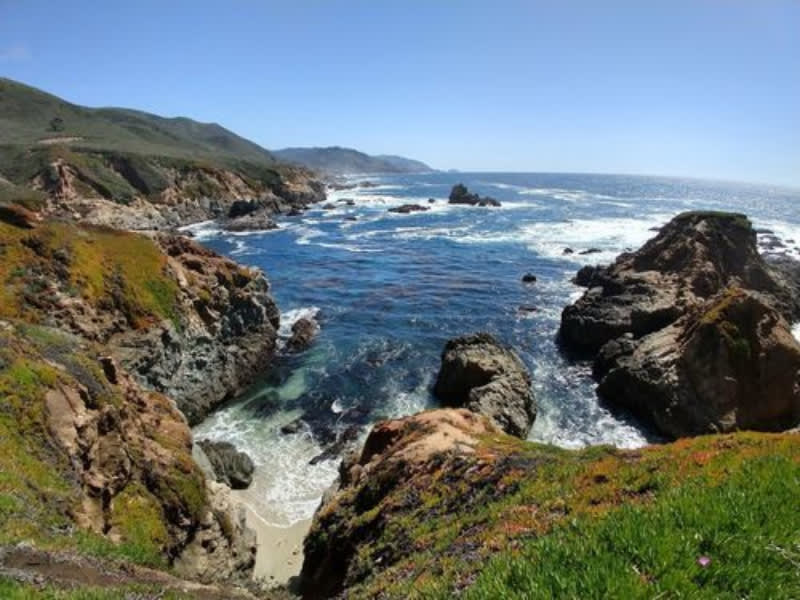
[299,408,800,599]
[448,183,501,207]
[598,287,800,438]
[560,212,797,354]
[560,211,800,439]
[111,234,281,425]
[433,333,536,437]
[0,218,259,584]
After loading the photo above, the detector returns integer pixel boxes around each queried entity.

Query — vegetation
[0,77,309,207]
[0,220,179,329]
[306,424,800,599]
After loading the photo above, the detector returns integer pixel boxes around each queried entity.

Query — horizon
[1,1,798,187]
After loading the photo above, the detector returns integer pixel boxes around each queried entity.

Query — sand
[233,496,312,586]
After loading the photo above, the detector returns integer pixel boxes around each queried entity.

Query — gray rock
[287,316,318,352]
[433,332,535,437]
[560,212,796,354]
[197,439,255,490]
[598,288,800,438]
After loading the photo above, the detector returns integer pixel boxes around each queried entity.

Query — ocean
[189,172,800,528]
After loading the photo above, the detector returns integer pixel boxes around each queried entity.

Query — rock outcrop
[560,212,797,354]
[560,211,800,439]
[111,234,281,425]
[287,316,318,352]
[299,408,800,599]
[433,333,536,437]
[0,218,259,584]
[300,409,499,598]
[448,183,501,207]
[196,440,256,490]
[388,204,430,214]
[597,287,800,438]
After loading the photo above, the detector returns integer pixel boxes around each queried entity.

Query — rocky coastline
[3,189,800,598]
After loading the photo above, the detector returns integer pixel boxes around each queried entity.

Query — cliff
[0,215,281,592]
[300,409,800,599]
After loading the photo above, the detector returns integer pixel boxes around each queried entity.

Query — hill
[0,78,324,228]
[273,146,434,175]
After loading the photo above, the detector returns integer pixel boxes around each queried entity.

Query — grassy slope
[0,77,301,208]
[0,78,276,164]
[309,424,800,598]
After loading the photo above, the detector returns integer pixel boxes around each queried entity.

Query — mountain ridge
[273,145,434,175]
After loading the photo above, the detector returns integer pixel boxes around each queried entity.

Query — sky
[1,1,798,186]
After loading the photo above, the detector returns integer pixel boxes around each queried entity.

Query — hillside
[0,78,325,229]
[273,146,434,175]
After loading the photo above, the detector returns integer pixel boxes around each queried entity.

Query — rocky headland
[559,211,800,439]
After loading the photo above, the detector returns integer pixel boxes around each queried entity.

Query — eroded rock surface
[433,333,536,437]
[598,287,800,438]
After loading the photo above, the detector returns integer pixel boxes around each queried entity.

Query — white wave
[278,306,320,339]
[519,187,620,203]
[180,220,221,240]
[793,323,800,343]
[752,218,800,260]
[520,214,673,264]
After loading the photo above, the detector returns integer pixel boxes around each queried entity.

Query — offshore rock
[560,211,796,354]
[448,183,501,207]
[287,316,318,352]
[433,333,536,437]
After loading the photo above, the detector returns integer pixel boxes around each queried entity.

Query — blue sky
[1,1,798,186]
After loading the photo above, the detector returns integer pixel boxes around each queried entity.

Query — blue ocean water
[191,172,800,526]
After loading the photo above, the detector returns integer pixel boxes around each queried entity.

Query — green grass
[304,419,800,599]
[0,578,200,599]
[455,456,800,599]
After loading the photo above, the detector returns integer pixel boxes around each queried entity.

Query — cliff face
[24,148,326,230]
[0,216,272,584]
[0,219,280,425]
[300,409,800,599]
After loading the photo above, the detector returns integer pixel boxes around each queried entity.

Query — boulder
[521,273,537,283]
[447,183,501,207]
[560,212,797,354]
[433,333,535,437]
[196,440,255,490]
[222,210,278,232]
[598,287,800,438]
[388,204,430,214]
[287,316,318,352]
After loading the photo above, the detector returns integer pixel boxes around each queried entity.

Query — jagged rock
[560,212,796,354]
[196,440,255,490]
[448,183,501,207]
[227,199,258,219]
[111,233,280,425]
[433,333,535,437]
[579,247,602,255]
[388,204,430,214]
[598,287,800,438]
[521,273,537,283]
[287,316,318,352]
[300,409,499,598]
[573,265,598,287]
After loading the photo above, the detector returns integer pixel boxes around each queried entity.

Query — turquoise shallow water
[190,172,800,526]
